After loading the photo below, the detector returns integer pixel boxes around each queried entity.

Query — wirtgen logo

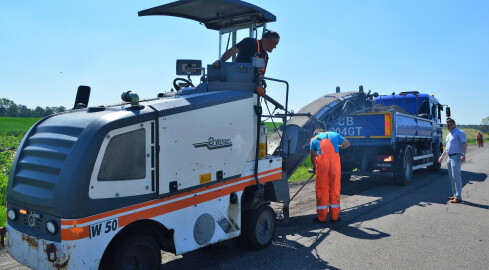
[193,137,232,150]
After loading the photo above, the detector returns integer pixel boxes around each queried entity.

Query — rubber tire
[395,149,413,186]
[240,205,276,250]
[103,233,161,270]
[341,174,352,182]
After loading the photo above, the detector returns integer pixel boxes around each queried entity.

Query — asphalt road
[1,145,488,270]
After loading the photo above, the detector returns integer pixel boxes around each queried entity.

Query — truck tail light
[377,155,393,162]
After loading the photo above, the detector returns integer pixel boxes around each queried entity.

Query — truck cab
[374,91,443,121]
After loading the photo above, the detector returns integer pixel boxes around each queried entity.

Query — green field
[0,117,40,132]
[442,127,481,146]
[0,117,40,227]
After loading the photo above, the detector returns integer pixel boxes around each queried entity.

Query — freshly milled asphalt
[1,145,487,270]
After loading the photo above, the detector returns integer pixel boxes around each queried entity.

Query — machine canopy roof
[138,0,276,30]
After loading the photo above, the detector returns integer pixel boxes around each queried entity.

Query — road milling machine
[4,1,376,269]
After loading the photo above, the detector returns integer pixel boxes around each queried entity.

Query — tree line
[480,117,489,133]
[0,98,66,118]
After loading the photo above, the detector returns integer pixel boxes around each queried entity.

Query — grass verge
[442,127,481,146]
[288,155,314,183]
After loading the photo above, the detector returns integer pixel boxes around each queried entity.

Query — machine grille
[12,125,83,199]
[22,213,43,229]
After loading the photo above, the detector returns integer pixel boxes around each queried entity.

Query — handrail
[262,77,289,162]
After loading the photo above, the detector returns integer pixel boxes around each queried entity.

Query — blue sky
[1,0,488,124]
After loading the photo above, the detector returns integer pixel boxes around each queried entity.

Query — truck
[331,90,449,185]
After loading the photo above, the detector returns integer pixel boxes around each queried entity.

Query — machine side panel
[158,96,256,194]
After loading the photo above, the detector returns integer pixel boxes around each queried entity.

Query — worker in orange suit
[476,131,483,148]
[310,127,350,224]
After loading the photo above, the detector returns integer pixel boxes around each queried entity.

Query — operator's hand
[256,85,266,96]
[461,154,465,163]
[212,60,221,69]
[438,156,443,164]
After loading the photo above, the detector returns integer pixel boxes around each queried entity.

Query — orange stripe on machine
[60,168,282,241]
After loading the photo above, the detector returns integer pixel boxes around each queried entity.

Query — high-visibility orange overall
[315,134,341,221]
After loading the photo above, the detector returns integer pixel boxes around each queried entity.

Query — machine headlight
[7,209,17,221]
[45,221,58,234]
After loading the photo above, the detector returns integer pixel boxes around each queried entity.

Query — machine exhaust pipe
[121,91,141,108]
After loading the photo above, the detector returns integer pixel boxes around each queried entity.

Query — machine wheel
[240,205,276,250]
[173,78,194,90]
[395,149,413,186]
[103,233,161,270]
[341,174,352,182]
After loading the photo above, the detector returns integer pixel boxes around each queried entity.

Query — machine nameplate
[193,137,233,150]
[89,218,118,239]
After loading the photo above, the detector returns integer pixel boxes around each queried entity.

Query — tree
[0,98,14,117]
[44,106,54,116]
[52,106,66,114]
[0,98,66,118]
[481,116,489,133]
[8,103,18,117]
[33,106,45,118]
[17,104,31,117]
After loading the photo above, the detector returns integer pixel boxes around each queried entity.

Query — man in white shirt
[438,118,467,203]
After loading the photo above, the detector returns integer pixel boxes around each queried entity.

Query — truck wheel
[104,233,161,270]
[240,205,276,250]
[395,149,413,185]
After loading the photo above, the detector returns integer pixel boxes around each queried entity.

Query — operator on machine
[212,30,280,77]
[310,126,350,224]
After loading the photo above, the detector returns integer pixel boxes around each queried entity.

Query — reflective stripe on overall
[256,39,268,76]
[315,133,341,221]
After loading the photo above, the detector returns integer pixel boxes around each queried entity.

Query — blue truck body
[331,92,445,184]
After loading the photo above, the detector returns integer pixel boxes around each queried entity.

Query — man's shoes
[450,198,462,203]
[330,217,341,224]
[312,217,327,224]
[448,196,455,200]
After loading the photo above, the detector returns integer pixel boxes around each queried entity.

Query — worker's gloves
[212,60,221,69]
